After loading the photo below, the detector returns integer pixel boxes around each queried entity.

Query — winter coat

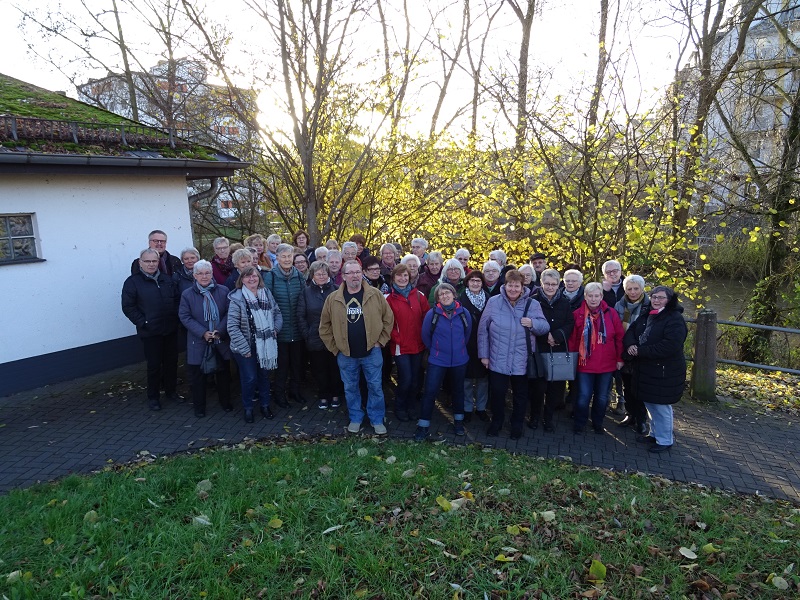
[319,284,394,357]
[478,286,550,376]
[262,266,306,342]
[531,288,574,352]
[227,288,283,357]
[121,270,180,338]
[458,290,489,379]
[296,278,336,352]
[364,274,390,294]
[623,298,688,405]
[211,255,234,285]
[178,283,232,364]
[175,267,195,297]
[428,278,465,307]
[603,283,625,310]
[564,286,585,311]
[615,293,651,330]
[416,269,440,298]
[568,300,624,374]
[386,288,430,355]
[422,303,472,368]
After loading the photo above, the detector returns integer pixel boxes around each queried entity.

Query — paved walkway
[1,363,798,503]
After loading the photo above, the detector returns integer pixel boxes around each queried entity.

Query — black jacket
[565,286,585,311]
[297,278,336,351]
[531,288,574,352]
[121,270,180,338]
[459,289,489,379]
[603,283,625,310]
[623,297,688,405]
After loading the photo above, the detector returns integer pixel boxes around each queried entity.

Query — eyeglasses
[141,259,159,264]
[365,266,381,272]
[650,294,668,300]
[483,269,499,274]
[344,270,363,276]
[605,268,621,274]
[149,239,167,245]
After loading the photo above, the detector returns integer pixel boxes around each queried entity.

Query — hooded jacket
[421,302,472,367]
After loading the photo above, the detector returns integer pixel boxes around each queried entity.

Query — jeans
[418,363,466,427]
[529,377,566,426]
[337,347,386,425]
[464,377,488,412]
[187,360,231,413]
[141,333,178,401]
[393,352,423,414]
[645,402,674,445]
[488,371,529,431]
[232,351,271,410]
[574,371,614,430]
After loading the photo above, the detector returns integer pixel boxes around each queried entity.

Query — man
[122,248,181,411]
[319,259,394,435]
[529,252,548,287]
[263,243,307,407]
[410,237,429,268]
[601,259,624,307]
[130,230,182,277]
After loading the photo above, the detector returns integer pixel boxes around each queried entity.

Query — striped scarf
[578,304,607,367]
[241,286,279,370]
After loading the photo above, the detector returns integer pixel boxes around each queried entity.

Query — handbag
[539,331,577,381]
[523,299,539,379]
[200,342,218,374]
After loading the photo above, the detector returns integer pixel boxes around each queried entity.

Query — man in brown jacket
[319,260,394,434]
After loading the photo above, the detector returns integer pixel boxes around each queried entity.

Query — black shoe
[648,443,672,453]
[394,411,410,423]
[477,410,490,422]
[543,422,555,432]
[593,424,605,435]
[510,427,523,440]
[617,415,634,427]
[634,422,648,435]
[637,435,657,444]
[486,424,501,437]
[167,392,184,403]
[244,409,254,423]
[573,426,584,434]
[414,426,429,442]
[274,396,289,408]
[148,399,162,411]
[260,406,274,420]
[463,413,473,423]
[194,410,205,418]
[221,403,233,413]
[527,419,538,430]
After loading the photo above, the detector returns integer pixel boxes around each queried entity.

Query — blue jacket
[477,286,549,375]
[179,284,231,365]
[421,303,472,368]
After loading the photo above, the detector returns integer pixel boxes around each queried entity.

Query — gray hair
[411,237,428,249]
[401,254,421,267]
[435,282,458,301]
[623,274,646,291]
[325,239,340,250]
[193,259,213,274]
[454,248,470,259]
[267,233,282,245]
[490,249,507,266]
[315,246,329,260]
[180,247,200,261]
[327,250,342,261]
[440,258,465,281]
[212,236,229,248]
[602,259,621,274]
[232,248,252,266]
[584,281,603,295]
[518,264,534,276]
[342,241,358,253]
[650,285,675,301]
[541,268,561,283]
[379,243,398,259]
[140,248,159,260]
[275,243,294,256]
[427,251,443,264]
[308,260,331,279]
[482,260,501,273]
[564,268,584,283]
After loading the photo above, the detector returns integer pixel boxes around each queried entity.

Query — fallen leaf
[497,488,511,496]
[771,575,789,590]
[580,590,599,599]
[322,525,344,535]
[402,469,415,478]
[702,543,721,554]
[507,524,521,535]
[679,547,698,560]
[193,515,211,526]
[494,554,515,562]
[588,559,606,582]
[6,571,22,583]
[427,538,445,547]
[357,448,368,457]
[436,496,452,512]
[318,465,333,476]
[690,579,711,591]
[83,510,99,524]
[630,564,644,576]
[385,455,397,464]
[541,510,556,522]
[268,518,283,529]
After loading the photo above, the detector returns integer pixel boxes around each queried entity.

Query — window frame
[0,213,44,265]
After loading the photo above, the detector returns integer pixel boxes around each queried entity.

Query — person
[319,260,394,435]
[122,248,181,411]
[529,252,548,287]
[130,229,181,276]
[385,264,430,422]
[327,250,344,286]
[176,247,201,297]
[415,283,472,440]
[416,251,443,297]
[266,234,281,265]
[297,261,341,410]
[325,239,340,250]
[529,269,574,432]
[601,260,624,307]
[262,243,308,407]
[490,249,514,285]
[454,248,471,273]
[350,233,371,260]
[410,237,429,267]
[624,285,687,453]
[379,243,399,278]
[178,260,232,418]
[362,256,390,293]
[563,268,585,311]
[227,266,282,422]
[224,248,256,291]
[518,264,537,293]
[478,269,549,439]
[482,260,502,296]
[342,241,360,264]
[244,234,273,270]
[314,246,329,263]
[210,237,233,284]
[428,258,465,306]
[459,270,489,422]
[568,282,624,434]
[293,253,310,280]
[293,229,315,263]
[400,254,421,288]
[615,274,650,433]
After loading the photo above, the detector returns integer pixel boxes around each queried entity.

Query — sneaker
[318,398,329,410]
[347,421,361,434]
[373,423,387,436]
[414,426,429,441]
[453,422,465,436]
[330,397,341,408]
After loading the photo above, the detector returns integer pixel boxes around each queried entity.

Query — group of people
[121,229,687,452]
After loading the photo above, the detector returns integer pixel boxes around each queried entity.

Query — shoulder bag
[539,330,577,381]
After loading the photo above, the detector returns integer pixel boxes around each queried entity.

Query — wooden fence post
[691,308,718,402]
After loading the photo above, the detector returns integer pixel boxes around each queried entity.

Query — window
[0,214,39,264]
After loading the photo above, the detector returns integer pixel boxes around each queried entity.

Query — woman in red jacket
[568,282,624,434]
[386,264,430,422]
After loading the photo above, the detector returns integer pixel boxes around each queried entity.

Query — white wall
[0,174,193,363]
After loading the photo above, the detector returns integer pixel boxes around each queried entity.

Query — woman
[563,268,585,311]
[244,234,273,270]
[293,229,315,263]
[266,234,281,265]
[400,254,421,288]
[224,248,256,291]
[478,269,549,439]
[177,247,201,296]
[314,246,329,263]
[568,282,624,434]
[210,237,233,284]
[325,239,340,250]
[178,260,232,418]
[529,269,574,432]
[227,266,283,422]
[362,256,390,293]
[624,286,687,453]
[455,248,471,273]
[379,243,399,278]
[297,261,341,410]
[293,253,310,281]
[518,264,537,293]
[428,258,465,306]
[386,264,430,422]
[415,283,472,440]
[416,251,443,297]
[460,270,489,422]
[615,274,650,433]
[482,260,502,297]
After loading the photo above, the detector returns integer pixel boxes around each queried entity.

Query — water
[699,278,753,320]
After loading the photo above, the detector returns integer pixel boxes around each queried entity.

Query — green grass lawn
[1,439,798,599]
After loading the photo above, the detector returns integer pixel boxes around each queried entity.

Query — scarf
[158,252,175,276]
[540,287,563,307]
[392,282,413,298]
[465,288,486,312]
[195,281,220,331]
[639,309,663,345]
[563,288,579,301]
[439,300,457,318]
[620,295,645,330]
[143,269,161,287]
[578,304,607,367]
[212,254,233,277]
[241,286,279,370]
